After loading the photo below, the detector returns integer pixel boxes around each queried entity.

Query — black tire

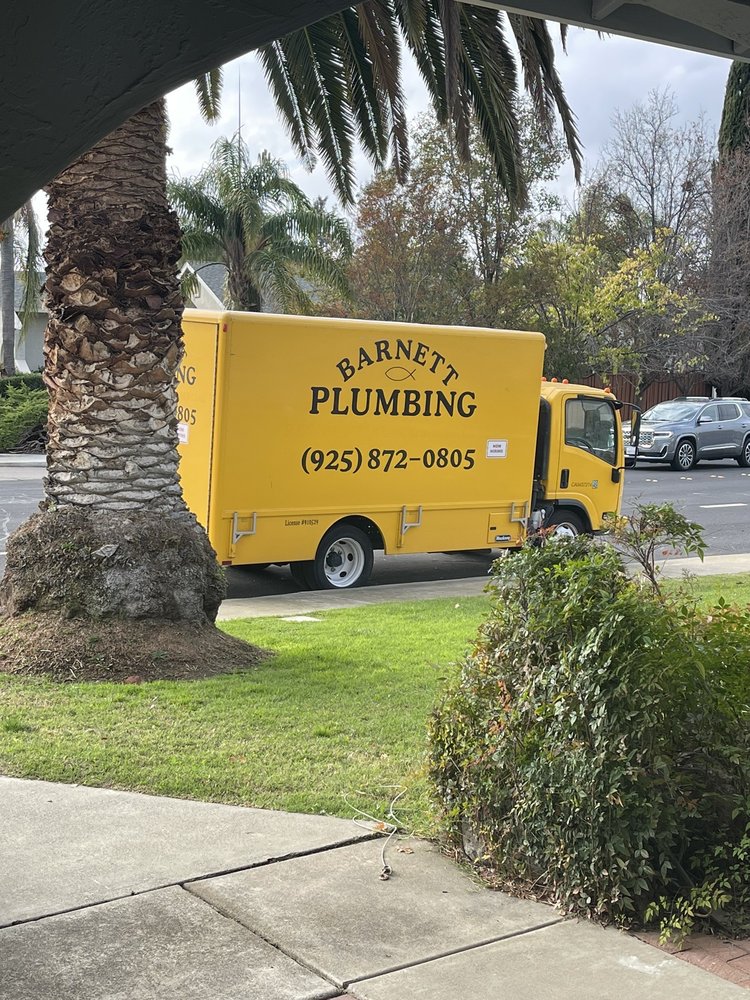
[671,439,696,471]
[544,509,588,539]
[306,524,374,590]
[738,437,750,468]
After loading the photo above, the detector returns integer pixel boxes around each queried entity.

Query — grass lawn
[1,572,747,832]
[0,597,489,835]
[671,572,750,607]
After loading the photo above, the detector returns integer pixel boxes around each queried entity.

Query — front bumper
[636,446,671,461]
[635,430,674,462]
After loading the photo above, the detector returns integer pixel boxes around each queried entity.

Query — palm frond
[267,238,351,301]
[399,4,448,125]
[436,0,468,158]
[507,14,582,180]
[336,8,389,167]
[267,22,357,202]
[261,209,354,259]
[356,0,410,179]
[258,41,317,170]
[194,67,223,123]
[169,177,227,236]
[457,6,525,204]
[250,248,315,313]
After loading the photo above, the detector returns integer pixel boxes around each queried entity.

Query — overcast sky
[165,23,732,213]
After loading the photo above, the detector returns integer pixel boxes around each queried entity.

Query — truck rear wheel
[309,524,374,589]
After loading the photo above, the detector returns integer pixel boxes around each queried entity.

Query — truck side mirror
[630,409,641,448]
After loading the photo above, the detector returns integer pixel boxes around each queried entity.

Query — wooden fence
[577,373,714,411]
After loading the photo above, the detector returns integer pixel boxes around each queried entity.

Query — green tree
[718,61,750,157]
[325,152,472,325]
[170,138,352,312]
[413,107,565,327]
[706,62,750,394]
[0,5,583,669]
[326,108,565,328]
[0,203,41,377]
[516,229,705,386]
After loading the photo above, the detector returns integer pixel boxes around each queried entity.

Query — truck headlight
[653,431,673,439]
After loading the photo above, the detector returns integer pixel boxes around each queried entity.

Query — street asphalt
[2,776,746,999]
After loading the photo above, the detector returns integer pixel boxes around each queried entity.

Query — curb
[0,454,46,467]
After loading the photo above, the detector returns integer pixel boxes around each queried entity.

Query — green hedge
[0,384,48,450]
[429,535,750,937]
[0,373,45,396]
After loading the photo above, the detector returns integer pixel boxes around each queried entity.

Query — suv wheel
[671,439,696,471]
[738,437,750,468]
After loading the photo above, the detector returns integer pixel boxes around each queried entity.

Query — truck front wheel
[309,525,374,589]
[545,509,588,539]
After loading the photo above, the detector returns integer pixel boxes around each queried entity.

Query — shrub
[428,530,750,935]
[0,373,45,396]
[0,384,49,450]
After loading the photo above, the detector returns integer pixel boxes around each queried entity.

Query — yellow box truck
[177,310,626,589]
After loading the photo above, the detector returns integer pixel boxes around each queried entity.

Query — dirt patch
[0,613,270,682]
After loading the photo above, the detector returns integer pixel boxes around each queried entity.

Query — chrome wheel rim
[322,537,366,587]
[677,442,694,469]
[549,521,579,540]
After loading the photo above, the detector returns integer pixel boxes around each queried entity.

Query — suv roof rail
[721,396,749,402]
[672,396,709,402]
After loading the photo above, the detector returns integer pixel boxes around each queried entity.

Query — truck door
[558,396,621,526]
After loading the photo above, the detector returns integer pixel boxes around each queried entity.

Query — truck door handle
[560,469,569,488]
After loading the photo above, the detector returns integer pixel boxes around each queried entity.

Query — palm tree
[1,4,583,665]
[0,203,41,376]
[170,138,352,312]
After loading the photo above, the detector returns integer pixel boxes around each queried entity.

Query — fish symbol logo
[385,366,416,382]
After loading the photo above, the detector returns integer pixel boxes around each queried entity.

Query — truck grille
[640,430,654,447]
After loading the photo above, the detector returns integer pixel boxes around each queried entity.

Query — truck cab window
[565,398,617,466]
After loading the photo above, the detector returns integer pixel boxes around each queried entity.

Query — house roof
[468,1,750,61]
[190,263,228,304]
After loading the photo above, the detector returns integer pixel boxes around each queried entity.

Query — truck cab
[533,381,624,537]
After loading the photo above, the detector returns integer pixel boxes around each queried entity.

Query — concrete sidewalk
[1,776,745,1000]
[217,551,750,620]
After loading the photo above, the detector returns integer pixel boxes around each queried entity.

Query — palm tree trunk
[1,216,16,376]
[0,101,224,623]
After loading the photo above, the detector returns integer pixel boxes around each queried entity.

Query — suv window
[718,403,740,420]
[565,398,617,466]
[700,404,720,422]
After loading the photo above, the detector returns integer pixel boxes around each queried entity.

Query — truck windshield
[565,398,617,466]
